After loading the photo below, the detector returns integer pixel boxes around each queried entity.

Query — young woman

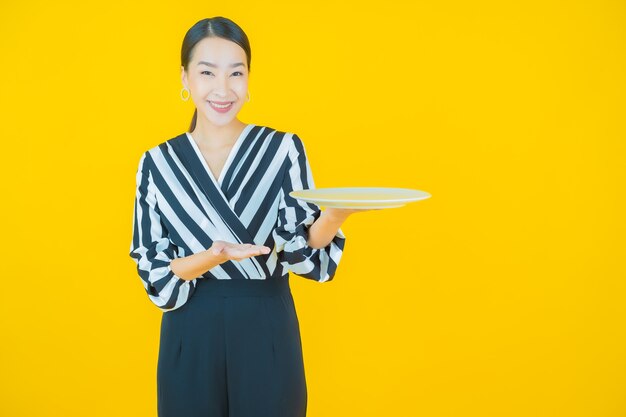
[129,16,370,417]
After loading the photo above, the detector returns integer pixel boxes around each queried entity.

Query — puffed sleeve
[271,134,347,282]
[129,151,198,312]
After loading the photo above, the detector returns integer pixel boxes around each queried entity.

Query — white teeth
[210,101,232,109]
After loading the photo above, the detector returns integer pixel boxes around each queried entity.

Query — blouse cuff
[281,215,346,264]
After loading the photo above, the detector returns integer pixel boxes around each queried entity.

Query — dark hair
[181,17,252,132]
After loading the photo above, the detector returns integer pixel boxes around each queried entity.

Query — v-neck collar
[185,123,255,189]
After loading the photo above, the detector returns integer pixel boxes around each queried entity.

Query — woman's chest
[196,145,234,183]
[151,132,290,245]
[154,157,283,224]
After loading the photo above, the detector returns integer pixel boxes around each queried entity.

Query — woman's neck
[191,118,247,147]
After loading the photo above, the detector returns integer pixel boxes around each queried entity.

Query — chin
[203,114,241,126]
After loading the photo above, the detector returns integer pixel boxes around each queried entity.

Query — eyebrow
[197,61,245,68]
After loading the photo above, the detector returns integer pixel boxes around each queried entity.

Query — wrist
[206,247,228,265]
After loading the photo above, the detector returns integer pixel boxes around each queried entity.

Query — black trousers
[157,275,307,417]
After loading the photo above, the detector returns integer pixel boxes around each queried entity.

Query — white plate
[289,187,431,209]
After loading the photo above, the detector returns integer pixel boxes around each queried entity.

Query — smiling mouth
[208,101,234,109]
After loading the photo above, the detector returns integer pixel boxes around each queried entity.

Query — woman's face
[181,37,249,127]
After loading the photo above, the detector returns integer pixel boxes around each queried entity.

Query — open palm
[211,240,271,262]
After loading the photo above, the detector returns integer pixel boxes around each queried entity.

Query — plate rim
[289,187,431,204]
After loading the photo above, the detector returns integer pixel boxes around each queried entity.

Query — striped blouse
[129,124,347,312]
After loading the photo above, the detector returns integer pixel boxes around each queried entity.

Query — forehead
[191,37,247,64]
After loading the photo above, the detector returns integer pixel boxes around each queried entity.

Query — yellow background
[1,1,625,416]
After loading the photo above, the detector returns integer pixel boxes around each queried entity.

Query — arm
[170,242,270,279]
[130,152,269,302]
[307,210,350,249]
[129,152,205,311]
[271,134,347,282]
[170,251,225,281]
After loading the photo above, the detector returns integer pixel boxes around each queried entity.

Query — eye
[232,71,243,76]
[201,71,213,76]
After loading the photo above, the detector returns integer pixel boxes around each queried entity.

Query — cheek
[233,78,248,91]
[188,79,205,93]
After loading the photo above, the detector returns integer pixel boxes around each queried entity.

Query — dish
[289,187,431,209]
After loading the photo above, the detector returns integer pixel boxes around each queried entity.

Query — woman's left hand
[323,207,382,220]
[309,207,381,248]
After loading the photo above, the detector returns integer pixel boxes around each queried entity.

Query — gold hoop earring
[181,87,190,101]
[247,91,251,102]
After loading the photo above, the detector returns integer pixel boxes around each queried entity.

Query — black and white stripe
[129,124,346,311]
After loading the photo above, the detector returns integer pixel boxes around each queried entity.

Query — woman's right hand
[210,240,271,263]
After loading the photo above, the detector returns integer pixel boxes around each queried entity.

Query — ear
[180,66,187,88]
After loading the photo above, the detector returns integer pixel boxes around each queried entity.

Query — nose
[212,75,230,97]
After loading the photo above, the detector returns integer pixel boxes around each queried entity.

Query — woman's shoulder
[263,125,303,144]
[242,124,304,153]
[142,131,189,156]
[133,133,185,172]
